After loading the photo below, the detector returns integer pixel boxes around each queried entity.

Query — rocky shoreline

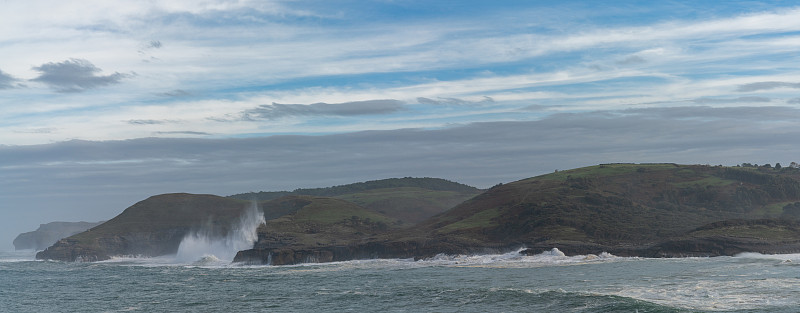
[520,237,800,259]
[33,229,800,265]
[234,234,800,266]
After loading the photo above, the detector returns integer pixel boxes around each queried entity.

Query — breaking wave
[413,247,618,268]
[175,202,265,264]
[263,248,622,272]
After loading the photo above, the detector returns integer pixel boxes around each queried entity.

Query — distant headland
[14,221,103,251]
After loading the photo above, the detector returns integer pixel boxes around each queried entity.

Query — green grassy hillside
[231,177,479,200]
[423,163,800,248]
[332,187,478,224]
[234,177,482,224]
[254,195,399,248]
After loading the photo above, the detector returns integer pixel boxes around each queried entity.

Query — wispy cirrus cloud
[127,119,179,125]
[416,96,494,106]
[30,59,131,93]
[12,127,57,134]
[157,89,191,97]
[153,131,210,136]
[240,99,405,120]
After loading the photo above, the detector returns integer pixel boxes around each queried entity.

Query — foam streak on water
[5,248,800,311]
[174,202,264,264]
[408,247,617,268]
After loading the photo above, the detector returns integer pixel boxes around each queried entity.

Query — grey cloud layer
[158,89,191,97]
[737,81,800,92]
[0,69,19,89]
[692,96,771,104]
[3,105,800,246]
[241,99,405,119]
[31,59,130,92]
[622,105,800,120]
[3,105,798,196]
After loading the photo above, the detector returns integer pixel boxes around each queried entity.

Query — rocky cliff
[36,193,251,261]
[234,237,487,265]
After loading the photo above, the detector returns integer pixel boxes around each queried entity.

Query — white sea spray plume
[175,202,265,264]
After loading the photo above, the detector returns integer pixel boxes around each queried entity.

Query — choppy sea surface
[2,248,800,312]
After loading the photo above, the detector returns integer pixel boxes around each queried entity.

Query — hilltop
[231,177,482,224]
[230,177,479,200]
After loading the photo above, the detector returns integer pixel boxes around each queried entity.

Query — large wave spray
[175,202,265,264]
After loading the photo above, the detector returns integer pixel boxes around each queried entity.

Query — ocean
[2,249,799,312]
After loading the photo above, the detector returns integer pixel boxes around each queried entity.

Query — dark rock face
[240,217,800,266]
[239,234,800,266]
[34,238,104,262]
[36,229,189,261]
[13,221,103,251]
[644,236,800,257]
[233,239,482,265]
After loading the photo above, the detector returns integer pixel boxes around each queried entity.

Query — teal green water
[2,250,799,312]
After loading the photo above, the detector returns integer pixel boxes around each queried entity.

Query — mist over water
[175,202,264,264]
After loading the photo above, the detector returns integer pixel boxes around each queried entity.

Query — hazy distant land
[14,221,103,251]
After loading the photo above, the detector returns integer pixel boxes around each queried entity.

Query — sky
[3,0,800,250]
